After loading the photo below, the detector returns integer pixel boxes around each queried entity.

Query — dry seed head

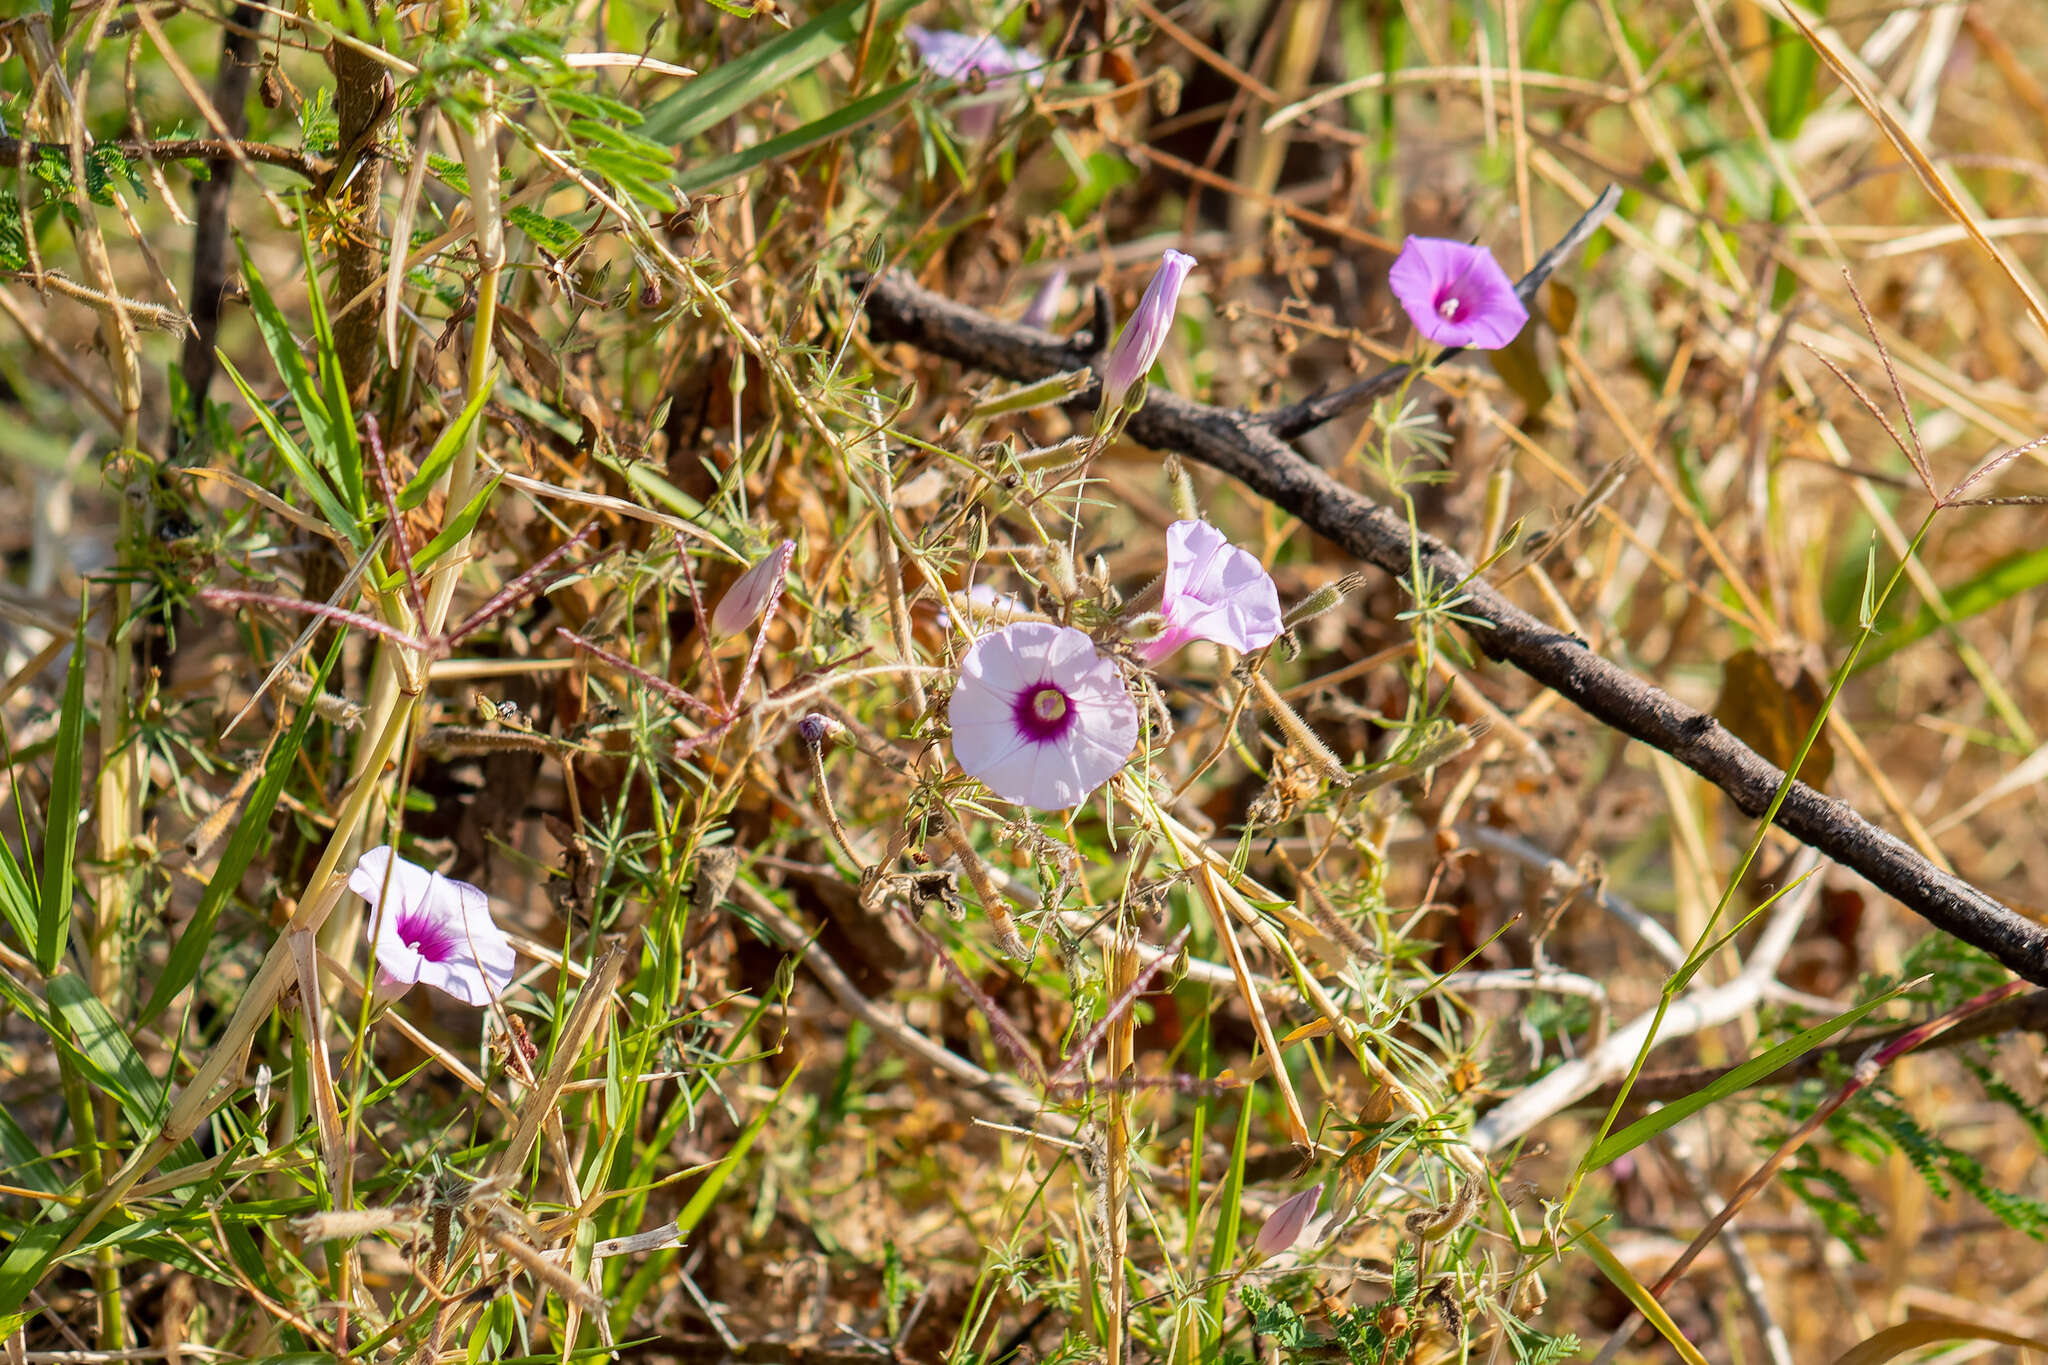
[1282,572,1367,629]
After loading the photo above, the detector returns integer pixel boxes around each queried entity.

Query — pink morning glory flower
[711,540,795,638]
[949,621,1139,811]
[1101,249,1196,414]
[1387,236,1529,350]
[1139,520,1283,663]
[352,846,517,1006]
[904,26,1043,138]
[1254,1187,1322,1258]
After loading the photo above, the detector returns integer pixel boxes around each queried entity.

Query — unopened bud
[1019,266,1069,331]
[1254,1187,1320,1258]
[798,712,843,747]
[711,540,796,637]
[1282,572,1367,629]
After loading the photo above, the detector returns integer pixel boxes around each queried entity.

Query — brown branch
[853,205,2048,989]
[180,6,267,430]
[0,135,326,180]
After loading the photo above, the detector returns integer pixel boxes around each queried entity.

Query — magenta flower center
[1014,682,1076,743]
[395,907,459,963]
[1437,292,1463,320]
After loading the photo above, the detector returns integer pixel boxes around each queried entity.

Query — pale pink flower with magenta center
[1101,249,1196,413]
[711,540,795,637]
[949,622,1139,810]
[352,846,517,1006]
[1254,1187,1322,1258]
[904,26,1043,138]
[1387,237,1528,350]
[1140,520,1283,663]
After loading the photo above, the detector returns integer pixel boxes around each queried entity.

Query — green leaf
[48,972,168,1137]
[299,215,364,519]
[1574,1220,1710,1365]
[217,351,360,540]
[399,381,492,510]
[405,473,501,578]
[673,80,915,198]
[550,90,644,126]
[34,607,88,976]
[237,237,342,487]
[506,206,584,256]
[1583,986,1903,1172]
[640,0,919,147]
[140,636,343,1025]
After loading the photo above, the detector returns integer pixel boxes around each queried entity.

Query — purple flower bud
[711,540,795,638]
[798,712,843,746]
[1019,266,1069,331]
[1387,236,1529,351]
[1254,1187,1321,1258]
[1100,249,1196,414]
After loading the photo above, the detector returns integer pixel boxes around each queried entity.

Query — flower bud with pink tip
[1388,237,1528,350]
[352,846,517,1007]
[711,540,795,637]
[1138,520,1282,663]
[1100,250,1196,414]
[949,621,1139,810]
[1254,1187,1321,1258]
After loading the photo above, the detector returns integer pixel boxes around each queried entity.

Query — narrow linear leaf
[1572,1221,1710,1365]
[140,637,344,1025]
[399,381,493,510]
[1584,986,1902,1171]
[405,473,502,578]
[237,238,338,478]
[219,351,360,542]
[673,81,916,198]
[47,972,170,1138]
[640,0,918,147]
[34,609,89,976]
[1831,1318,2048,1365]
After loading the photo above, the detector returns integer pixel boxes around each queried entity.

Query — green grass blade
[140,636,343,1025]
[46,972,169,1138]
[640,0,918,147]
[218,352,361,545]
[237,237,342,484]
[298,216,364,519]
[1573,1220,1710,1365]
[33,614,89,976]
[1582,986,1903,1172]
[399,381,492,510]
[1201,1086,1256,1352]
[673,80,916,197]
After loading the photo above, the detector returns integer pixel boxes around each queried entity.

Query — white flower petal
[948,622,1137,810]
[350,846,518,1007]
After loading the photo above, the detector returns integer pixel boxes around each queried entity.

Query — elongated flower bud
[1100,249,1196,415]
[1019,266,1068,330]
[1254,1187,1321,1258]
[711,540,795,637]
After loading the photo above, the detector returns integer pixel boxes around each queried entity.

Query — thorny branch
[855,187,2048,989]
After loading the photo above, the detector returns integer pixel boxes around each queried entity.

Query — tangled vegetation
[4,1,2048,1363]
